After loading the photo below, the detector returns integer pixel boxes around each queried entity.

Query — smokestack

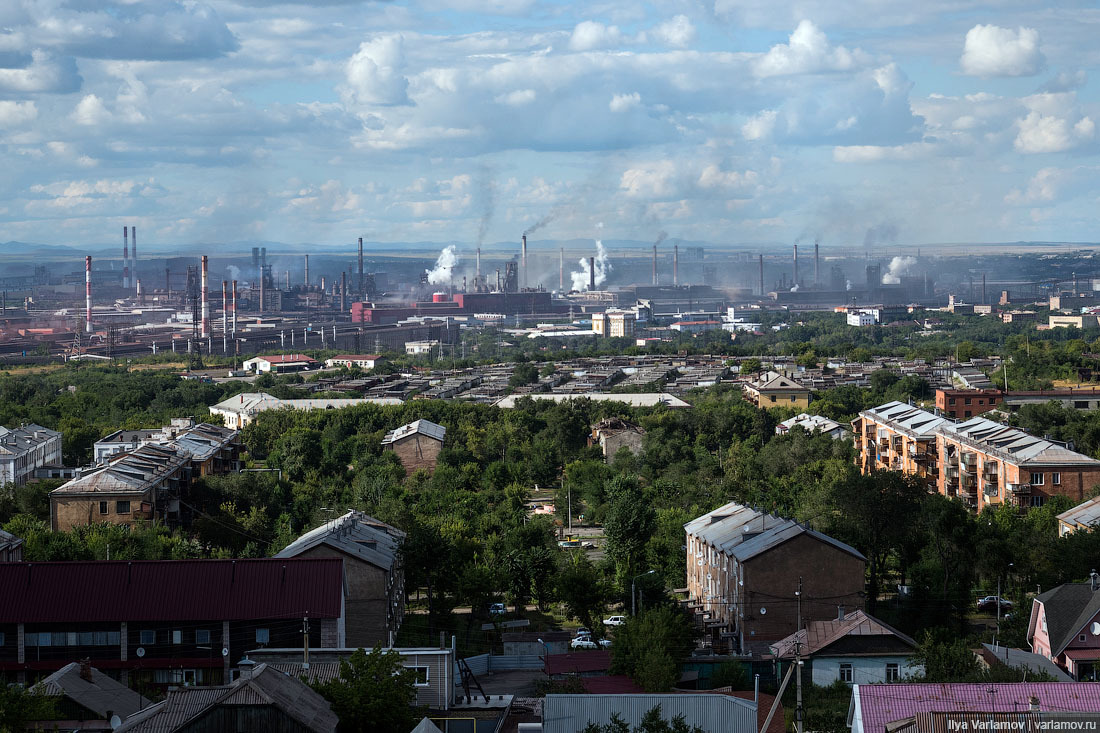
[341,271,347,312]
[522,235,528,289]
[358,237,364,296]
[304,255,309,287]
[123,226,130,290]
[130,226,137,294]
[85,256,93,332]
[589,256,595,292]
[251,247,259,273]
[814,241,820,286]
[231,280,238,336]
[222,280,228,351]
[652,244,658,286]
[673,244,679,287]
[285,270,290,290]
[320,276,326,303]
[259,270,265,312]
[261,247,267,270]
[200,255,210,337]
[793,243,799,286]
[982,273,987,305]
[759,254,764,296]
[136,279,143,304]
[165,268,171,300]
[560,248,564,291]
[476,247,481,284]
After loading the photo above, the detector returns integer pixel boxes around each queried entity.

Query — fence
[454,653,544,684]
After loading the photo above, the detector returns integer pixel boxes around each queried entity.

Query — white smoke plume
[790,283,799,292]
[226,265,240,281]
[570,240,611,291]
[881,256,917,285]
[845,280,852,291]
[427,245,459,285]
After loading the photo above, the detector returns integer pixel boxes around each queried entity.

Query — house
[49,443,192,532]
[684,502,866,655]
[406,340,439,355]
[776,413,846,440]
[0,558,345,687]
[742,371,812,410]
[542,694,758,733]
[589,417,646,460]
[769,609,920,686]
[382,419,446,475]
[209,392,403,429]
[114,662,337,733]
[31,661,152,730]
[0,528,22,561]
[848,683,1100,733]
[93,420,241,476]
[934,388,1003,419]
[324,354,384,369]
[242,354,319,374]
[493,393,691,409]
[93,428,163,464]
[0,423,62,486]
[1028,574,1100,680]
[670,320,722,335]
[852,401,946,483]
[274,510,405,648]
[846,310,877,327]
[1057,496,1100,536]
[978,643,1073,681]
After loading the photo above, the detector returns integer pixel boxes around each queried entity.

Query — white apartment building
[0,424,63,486]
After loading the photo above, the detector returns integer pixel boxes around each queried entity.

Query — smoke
[570,240,611,291]
[476,167,495,246]
[226,265,240,281]
[881,256,916,285]
[864,222,899,249]
[845,280,852,291]
[524,213,555,237]
[427,245,459,285]
[654,231,667,247]
[790,283,800,292]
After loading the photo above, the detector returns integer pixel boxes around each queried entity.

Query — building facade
[381,420,446,475]
[1028,578,1100,681]
[852,401,946,483]
[242,354,318,373]
[742,371,812,410]
[934,389,1003,419]
[589,418,645,460]
[0,424,62,486]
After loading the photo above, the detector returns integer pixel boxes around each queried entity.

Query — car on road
[570,637,612,650]
[603,616,626,626]
[557,539,582,549]
[489,603,506,616]
[976,595,1013,613]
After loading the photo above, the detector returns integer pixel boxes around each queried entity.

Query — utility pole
[302,617,310,670]
[795,576,804,733]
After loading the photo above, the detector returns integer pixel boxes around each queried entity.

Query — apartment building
[94,419,240,476]
[934,389,1002,419]
[0,424,62,486]
[852,401,947,483]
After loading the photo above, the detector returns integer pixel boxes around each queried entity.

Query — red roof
[0,559,344,623]
[546,650,611,675]
[261,354,317,364]
[581,675,644,694]
[1063,649,1100,660]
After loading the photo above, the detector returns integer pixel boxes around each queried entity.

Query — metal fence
[454,653,544,684]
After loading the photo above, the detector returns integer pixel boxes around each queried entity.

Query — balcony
[1007,482,1032,495]
[960,452,978,468]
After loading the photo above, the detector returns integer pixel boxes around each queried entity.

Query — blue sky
[1,0,1098,248]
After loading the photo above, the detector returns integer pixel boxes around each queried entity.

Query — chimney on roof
[837,605,845,620]
[1029,696,1040,713]
[238,656,255,681]
[1092,569,1099,591]
[79,658,92,681]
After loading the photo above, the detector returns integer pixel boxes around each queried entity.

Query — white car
[603,616,626,627]
[570,637,612,650]
[489,603,506,616]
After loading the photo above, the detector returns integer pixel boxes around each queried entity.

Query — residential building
[591,311,608,336]
[0,558,346,687]
[742,371,812,410]
[94,420,240,476]
[684,502,866,654]
[32,661,152,731]
[114,662,337,733]
[1002,387,1100,412]
[406,340,439,355]
[1001,310,1037,323]
[543,694,758,733]
[670,319,722,335]
[381,419,446,475]
[776,413,846,440]
[978,643,1073,681]
[852,401,946,482]
[324,354,384,369]
[1057,496,1100,536]
[241,354,319,373]
[209,392,403,429]
[1050,314,1100,329]
[0,528,23,561]
[275,511,405,648]
[493,392,691,409]
[770,609,920,686]
[93,428,163,464]
[0,424,62,486]
[589,417,646,460]
[849,683,1100,733]
[49,444,192,532]
[934,388,1002,419]
[1028,574,1100,680]
[846,310,877,327]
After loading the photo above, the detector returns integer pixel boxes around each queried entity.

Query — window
[1052,473,1061,485]
[140,630,156,645]
[99,501,109,515]
[1031,496,1045,508]
[1031,472,1045,486]
[108,631,120,645]
[255,628,270,644]
[172,630,182,644]
[949,398,956,405]
[769,395,776,403]
[1076,401,1089,409]
[116,500,131,514]
[886,663,900,682]
[79,632,93,646]
[790,395,797,402]
[965,398,972,405]
[1081,635,1088,643]
[93,631,108,645]
[839,664,853,683]
[0,632,5,647]
[195,630,211,645]
[406,666,430,686]
[965,411,971,418]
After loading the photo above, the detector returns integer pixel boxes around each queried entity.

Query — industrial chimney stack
[200,256,210,337]
[357,237,364,296]
[130,226,137,294]
[231,279,238,336]
[588,256,595,292]
[221,280,228,353]
[559,248,564,291]
[793,244,799,286]
[759,254,764,296]
[522,235,528,290]
[673,245,679,287]
[304,255,310,287]
[652,244,658,286]
[85,256,93,333]
[476,247,481,286]
[814,241,820,287]
[341,271,347,312]
[122,226,130,290]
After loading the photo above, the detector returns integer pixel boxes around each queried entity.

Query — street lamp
[632,570,656,617]
[537,638,550,679]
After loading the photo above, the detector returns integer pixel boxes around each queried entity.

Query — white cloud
[569,21,622,51]
[832,142,935,162]
[0,50,81,94]
[496,89,536,106]
[609,92,640,112]
[753,20,868,78]
[960,25,1043,78]
[345,35,411,106]
[1015,111,1094,153]
[0,100,36,127]
[651,15,696,48]
[620,161,677,198]
[1005,167,1067,205]
[72,95,111,126]
[742,109,777,140]
[697,165,758,190]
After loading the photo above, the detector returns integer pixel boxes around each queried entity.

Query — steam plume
[571,239,611,291]
[427,245,459,285]
[881,256,916,285]
[226,265,241,281]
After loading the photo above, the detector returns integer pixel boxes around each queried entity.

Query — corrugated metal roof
[50,444,190,496]
[381,419,447,445]
[493,393,691,408]
[543,693,757,733]
[38,662,152,718]
[772,610,915,659]
[0,423,60,457]
[0,558,344,623]
[979,644,1073,682]
[275,510,404,572]
[1059,496,1100,530]
[860,401,947,437]
[732,520,866,563]
[941,416,1100,466]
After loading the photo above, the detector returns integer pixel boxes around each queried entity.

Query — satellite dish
[222,647,230,657]
[760,607,767,615]
[1091,622,1100,636]
[110,714,122,730]
[135,647,145,658]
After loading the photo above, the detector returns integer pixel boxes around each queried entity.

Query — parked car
[574,627,591,637]
[489,603,506,616]
[570,637,612,650]
[976,595,1013,613]
[603,616,627,626]
[558,539,582,549]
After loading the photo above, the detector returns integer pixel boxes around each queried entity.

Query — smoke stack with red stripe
[122,227,130,290]
[131,226,138,295]
[85,256,93,333]
[200,255,210,337]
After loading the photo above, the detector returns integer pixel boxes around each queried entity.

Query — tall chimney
[814,241,820,287]
[222,280,228,352]
[793,243,799,286]
[130,226,137,294]
[341,271,347,312]
[123,226,130,289]
[982,273,987,305]
[231,279,238,336]
[476,247,481,285]
[259,270,266,312]
[652,244,658,286]
[136,279,143,304]
[85,256,93,333]
[320,276,326,303]
[759,254,764,296]
[588,256,595,292]
[358,237,364,296]
[304,254,310,287]
[559,248,564,291]
[261,247,266,271]
[673,244,679,287]
[251,247,259,273]
[285,270,290,290]
[200,255,210,337]
[522,235,528,289]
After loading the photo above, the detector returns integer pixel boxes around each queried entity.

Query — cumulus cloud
[1005,167,1067,205]
[0,99,36,127]
[753,20,868,78]
[742,109,777,140]
[620,161,677,198]
[496,89,536,106]
[72,95,111,126]
[960,24,1043,78]
[0,50,81,94]
[345,35,411,106]
[58,4,239,61]
[569,21,622,51]
[1015,111,1094,153]
[609,92,640,112]
[651,15,696,48]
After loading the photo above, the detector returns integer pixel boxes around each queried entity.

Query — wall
[811,656,921,686]
[292,544,395,648]
[600,431,644,459]
[389,435,443,476]
[50,493,151,532]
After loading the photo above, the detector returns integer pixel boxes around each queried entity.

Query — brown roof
[770,609,916,659]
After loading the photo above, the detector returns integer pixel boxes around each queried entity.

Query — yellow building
[742,371,812,409]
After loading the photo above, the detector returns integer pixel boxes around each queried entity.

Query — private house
[0,528,22,561]
[241,354,319,374]
[49,444,192,532]
[741,371,812,410]
[382,419,446,475]
[684,502,866,655]
[32,661,152,730]
[324,354,384,369]
[769,609,920,686]
[0,423,62,486]
[1058,496,1100,536]
[209,392,403,429]
[0,558,346,687]
[589,417,646,460]
[776,413,846,440]
[852,401,946,484]
[114,662,337,733]
[1028,574,1100,680]
[275,510,405,648]
[978,643,1073,682]
[934,388,1002,419]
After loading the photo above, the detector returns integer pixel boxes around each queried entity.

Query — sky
[1,0,1099,249]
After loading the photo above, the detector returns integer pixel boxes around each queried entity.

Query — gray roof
[746,371,809,393]
[0,423,60,458]
[50,443,189,497]
[382,419,446,445]
[859,401,947,439]
[1033,583,1100,657]
[0,528,22,552]
[275,510,405,572]
[980,644,1074,682]
[411,718,445,733]
[731,519,866,563]
[1058,496,1100,530]
[170,423,238,462]
[493,393,691,408]
[37,662,152,718]
[211,392,402,417]
[115,663,337,733]
[940,416,1100,467]
[542,694,757,733]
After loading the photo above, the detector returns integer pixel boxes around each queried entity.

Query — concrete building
[0,424,62,486]
[382,419,446,475]
[1003,387,1100,412]
[742,371,812,410]
[589,417,646,460]
[275,511,405,648]
[1050,314,1100,329]
[405,340,439,355]
[846,310,877,327]
[1057,496,1100,536]
[935,388,1002,419]
[95,419,240,476]
[241,354,319,374]
[1001,310,1037,323]
[670,319,722,335]
[209,392,403,429]
[323,354,384,369]
[684,502,866,655]
[852,401,948,484]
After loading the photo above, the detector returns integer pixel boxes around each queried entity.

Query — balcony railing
[1007,483,1032,494]
[960,452,978,467]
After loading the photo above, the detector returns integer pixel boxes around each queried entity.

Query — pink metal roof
[856,683,1100,731]
[0,558,344,623]
[262,354,317,364]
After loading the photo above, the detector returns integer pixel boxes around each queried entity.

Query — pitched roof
[411,718,445,733]
[940,416,1100,467]
[50,443,190,496]
[1058,496,1100,530]
[37,662,152,718]
[685,502,865,563]
[0,528,22,552]
[275,510,404,572]
[979,644,1073,682]
[1034,582,1100,657]
[381,419,447,444]
[249,354,317,364]
[771,610,915,659]
[0,558,344,623]
[169,423,238,462]
[494,393,691,408]
[731,520,865,563]
[0,423,60,457]
[859,401,947,438]
[115,664,338,733]
[777,413,844,435]
[747,371,809,393]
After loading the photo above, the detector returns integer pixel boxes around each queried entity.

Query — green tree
[581,707,705,733]
[0,684,57,733]
[603,475,656,591]
[556,553,607,631]
[610,606,695,692]
[739,358,762,375]
[311,646,421,733]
